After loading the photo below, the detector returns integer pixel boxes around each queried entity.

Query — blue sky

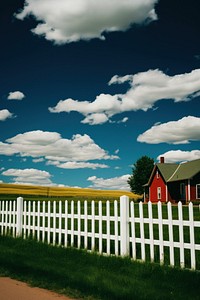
[0,0,200,190]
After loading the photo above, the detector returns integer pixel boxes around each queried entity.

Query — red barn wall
[149,169,166,203]
[190,185,196,200]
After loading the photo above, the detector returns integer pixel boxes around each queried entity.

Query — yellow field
[0,183,139,199]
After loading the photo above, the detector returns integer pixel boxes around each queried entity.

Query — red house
[144,157,200,203]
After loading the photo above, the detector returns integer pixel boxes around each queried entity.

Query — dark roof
[157,163,178,182]
[168,159,200,182]
[146,159,200,186]
[146,163,177,185]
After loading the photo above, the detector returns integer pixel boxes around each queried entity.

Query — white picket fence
[0,196,200,270]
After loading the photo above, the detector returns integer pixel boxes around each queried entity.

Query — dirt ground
[0,277,75,300]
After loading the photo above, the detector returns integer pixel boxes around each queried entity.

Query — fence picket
[53,201,56,245]
[84,200,88,249]
[167,202,174,267]
[189,202,196,270]
[139,201,145,261]
[148,201,154,263]
[13,201,16,236]
[98,201,103,254]
[106,201,111,255]
[58,201,62,246]
[24,201,27,238]
[5,201,8,235]
[120,195,129,256]
[42,201,45,242]
[0,201,2,235]
[77,201,81,249]
[16,197,23,237]
[178,201,185,268]
[47,201,51,244]
[32,201,36,238]
[158,201,164,265]
[37,201,41,241]
[114,200,119,256]
[1,201,4,235]
[130,201,136,260]
[64,200,68,248]
[91,201,95,251]
[71,201,74,247]
[8,201,12,232]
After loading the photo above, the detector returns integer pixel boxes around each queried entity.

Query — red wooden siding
[149,168,167,203]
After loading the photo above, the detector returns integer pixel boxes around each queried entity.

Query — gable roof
[146,163,177,185]
[168,159,200,182]
[157,163,178,182]
[146,158,200,186]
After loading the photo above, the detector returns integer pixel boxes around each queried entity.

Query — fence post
[120,195,130,256]
[16,197,23,237]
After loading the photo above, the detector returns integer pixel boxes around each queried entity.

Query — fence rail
[0,196,200,270]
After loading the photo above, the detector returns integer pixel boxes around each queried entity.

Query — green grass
[0,236,200,300]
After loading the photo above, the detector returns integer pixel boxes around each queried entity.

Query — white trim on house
[196,184,200,199]
[188,179,191,202]
[157,187,161,200]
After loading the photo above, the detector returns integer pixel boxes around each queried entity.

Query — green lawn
[0,236,200,300]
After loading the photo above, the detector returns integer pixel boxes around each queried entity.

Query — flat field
[0,183,138,200]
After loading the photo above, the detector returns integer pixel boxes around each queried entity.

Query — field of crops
[0,183,138,200]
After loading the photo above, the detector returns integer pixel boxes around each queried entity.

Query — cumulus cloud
[7,91,25,100]
[0,109,13,121]
[33,158,45,163]
[0,130,118,168]
[87,174,130,190]
[15,0,158,44]
[47,161,109,170]
[137,116,200,144]
[49,69,200,125]
[157,150,200,163]
[2,168,53,185]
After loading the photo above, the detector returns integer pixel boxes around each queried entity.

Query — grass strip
[0,235,200,300]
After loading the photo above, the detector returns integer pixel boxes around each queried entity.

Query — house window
[157,187,161,200]
[196,184,200,199]
[180,183,186,199]
[156,171,160,179]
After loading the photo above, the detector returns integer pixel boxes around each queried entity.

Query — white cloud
[157,150,200,163]
[120,117,129,123]
[0,130,118,168]
[15,0,158,44]
[47,161,109,170]
[49,69,200,125]
[87,174,130,190]
[81,113,109,125]
[137,116,200,144]
[2,168,53,186]
[7,91,25,100]
[33,158,45,163]
[0,109,13,121]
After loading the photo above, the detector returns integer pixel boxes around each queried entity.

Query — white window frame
[156,171,160,179]
[157,187,161,200]
[196,184,200,199]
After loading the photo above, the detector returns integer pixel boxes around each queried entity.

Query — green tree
[128,156,154,195]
